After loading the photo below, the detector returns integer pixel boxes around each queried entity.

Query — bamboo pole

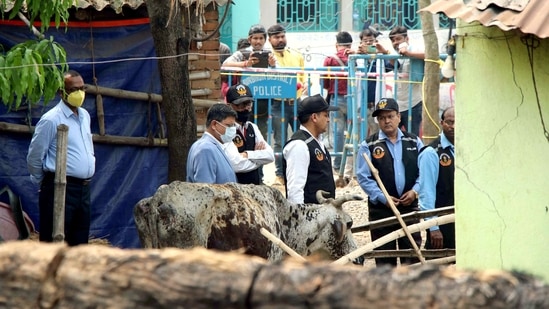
[361,152,426,264]
[17,12,43,39]
[0,121,32,134]
[0,122,169,147]
[351,205,454,233]
[333,214,455,265]
[53,125,68,243]
[95,93,106,136]
[155,102,166,139]
[417,256,456,266]
[92,135,168,147]
[361,249,455,259]
[84,84,217,108]
[260,228,306,262]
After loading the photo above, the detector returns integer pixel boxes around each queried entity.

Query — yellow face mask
[66,90,85,107]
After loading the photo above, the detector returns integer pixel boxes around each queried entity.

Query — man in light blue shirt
[187,104,238,184]
[419,107,455,250]
[27,70,95,246]
[356,98,423,266]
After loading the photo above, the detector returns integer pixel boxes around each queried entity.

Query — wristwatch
[412,190,419,200]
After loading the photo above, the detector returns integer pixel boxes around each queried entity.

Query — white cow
[134,181,363,262]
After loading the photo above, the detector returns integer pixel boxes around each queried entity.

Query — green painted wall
[222,2,260,51]
[455,22,549,282]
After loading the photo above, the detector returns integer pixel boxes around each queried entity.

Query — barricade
[221,54,453,178]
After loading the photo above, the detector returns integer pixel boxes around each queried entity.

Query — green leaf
[1,1,71,108]
[7,0,24,20]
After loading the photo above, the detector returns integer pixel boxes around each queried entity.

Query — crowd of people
[215,23,453,265]
[28,23,455,266]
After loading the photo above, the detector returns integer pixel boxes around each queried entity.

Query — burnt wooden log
[0,241,547,308]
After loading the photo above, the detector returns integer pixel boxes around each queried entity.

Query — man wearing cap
[267,23,308,186]
[282,94,339,204]
[221,38,251,100]
[223,24,278,137]
[223,83,274,185]
[223,24,277,69]
[356,98,424,266]
[323,31,355,172]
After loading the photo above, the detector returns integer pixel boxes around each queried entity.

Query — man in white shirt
[282,95,339,204]
[223,83,274,184]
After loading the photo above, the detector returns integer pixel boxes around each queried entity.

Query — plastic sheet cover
[0,20,168,248]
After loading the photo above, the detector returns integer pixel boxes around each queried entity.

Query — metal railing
[221,53,453,175]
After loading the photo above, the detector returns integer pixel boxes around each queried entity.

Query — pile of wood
[0,241,547,308]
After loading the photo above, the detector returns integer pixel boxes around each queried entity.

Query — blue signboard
[241,72,297,99]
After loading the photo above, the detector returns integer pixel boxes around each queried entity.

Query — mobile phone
[251,51,270,68]
[367,45,377,54]
[240,49,251,59]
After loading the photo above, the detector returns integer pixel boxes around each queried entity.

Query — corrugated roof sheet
[422,0,549,38]
[3,0,228,14]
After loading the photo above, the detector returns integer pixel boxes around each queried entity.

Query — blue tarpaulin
[0,19,168,248]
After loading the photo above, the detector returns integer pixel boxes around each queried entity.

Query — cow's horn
[332,194,363,208]
[316,190,331,204]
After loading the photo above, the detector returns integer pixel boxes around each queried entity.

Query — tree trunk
[0,241,547,308]
[419,0,441,145]
[147,1,197,182]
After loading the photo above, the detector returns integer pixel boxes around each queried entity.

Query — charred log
[0,241,547,308]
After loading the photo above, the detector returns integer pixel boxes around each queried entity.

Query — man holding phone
[322,31,354,172]
[250,50,270,68]
[223,24,277,138]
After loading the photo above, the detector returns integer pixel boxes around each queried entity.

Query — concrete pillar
[340,0,353,31]
[261,1,277,29]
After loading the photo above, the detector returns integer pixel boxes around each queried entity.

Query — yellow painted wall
[455,22,549,282]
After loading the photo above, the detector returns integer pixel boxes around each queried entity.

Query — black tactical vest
[233,122,260,185]
[366,131,419,207]
[283,130,336,204]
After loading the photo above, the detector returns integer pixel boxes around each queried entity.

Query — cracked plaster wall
[455,22,549,282]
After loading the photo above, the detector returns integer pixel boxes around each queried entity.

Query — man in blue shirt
[356,98,423,266]
[419,106,455,250]
[27,70,95,246]
[187,104,238,184]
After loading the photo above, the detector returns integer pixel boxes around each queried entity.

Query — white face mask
[216,122,237,143]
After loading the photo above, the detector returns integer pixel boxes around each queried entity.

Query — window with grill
[277,0,339,32]
[352,0,451,31]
